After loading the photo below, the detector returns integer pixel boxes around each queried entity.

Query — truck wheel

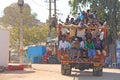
[93,66,103,76]
[61,64,66,75]
[61,69,66,75]
[66,69,71,75]
[61,64,71,75]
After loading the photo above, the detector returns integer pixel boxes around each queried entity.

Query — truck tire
[93,66,103,76]
[61,69,66,75]
[61,64,71,75]
[66,69,71,75]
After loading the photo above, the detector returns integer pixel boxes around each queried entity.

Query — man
[94,35,103,55]
[59,35,67,54]
[84,38,96,60]
[80,37,87,57]
[65,39,72,56]
[85,29,92,40]
[65,15,70,25]
[71,38,81,59]
[94,35,107,56]
[66,31,72,42]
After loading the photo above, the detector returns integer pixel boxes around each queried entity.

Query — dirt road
[0,64,120,80]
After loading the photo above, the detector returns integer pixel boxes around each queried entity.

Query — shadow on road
[3,70,35,74]
[68,69,120,80]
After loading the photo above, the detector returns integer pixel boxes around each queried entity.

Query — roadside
[0,64,120,80]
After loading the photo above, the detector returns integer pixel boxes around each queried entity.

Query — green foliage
[10,24,57,49]
[0,3,58,50]
[1,3,37,27]
[10,26,19,49]
[69,0,89,15]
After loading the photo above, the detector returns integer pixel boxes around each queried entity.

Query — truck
[57,23,108,76]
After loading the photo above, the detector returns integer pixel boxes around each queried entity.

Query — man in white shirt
[59,36,66,49]
[59,35,67,54]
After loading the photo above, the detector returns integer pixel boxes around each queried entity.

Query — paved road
[0,64,120,80]
[74,69,120,80]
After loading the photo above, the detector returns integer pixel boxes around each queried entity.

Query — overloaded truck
[57,23,108,76]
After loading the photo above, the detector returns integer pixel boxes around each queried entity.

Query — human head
[87,38,92,43]
[74,38,79,42]
[61,35,66,41]
[87,9,90,13]
[67,15,70,18]
[96,35,100,40]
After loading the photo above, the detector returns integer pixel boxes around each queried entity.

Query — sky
[0,0,70,22]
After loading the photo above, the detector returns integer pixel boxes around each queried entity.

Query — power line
[29,0,60,11]
[31,0,42,6]
[31,0,48,10]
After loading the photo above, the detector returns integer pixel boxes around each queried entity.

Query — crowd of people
[58,33,106,60]
[65,9,104,28]
[58,9,106,60]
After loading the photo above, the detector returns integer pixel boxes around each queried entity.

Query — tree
[69,0,90,15]
[10,24,57,49]
[1,3,37,27]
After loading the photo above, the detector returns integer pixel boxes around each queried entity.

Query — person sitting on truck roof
[78,19,84,28]
[65,15,70,25]
[71,38,81,59]
[76,13,81,22]
[69,18,75,24]
[92,10,97,20]
[84,38,96,60]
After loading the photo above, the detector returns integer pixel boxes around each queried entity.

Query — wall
[0,30,9,67]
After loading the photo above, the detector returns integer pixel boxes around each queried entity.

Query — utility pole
[48,0,57,39]
[54,0,56,18]
[18,0,24,64]
[49,0,51,20]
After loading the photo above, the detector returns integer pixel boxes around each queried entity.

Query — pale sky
[0,0,70,22]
